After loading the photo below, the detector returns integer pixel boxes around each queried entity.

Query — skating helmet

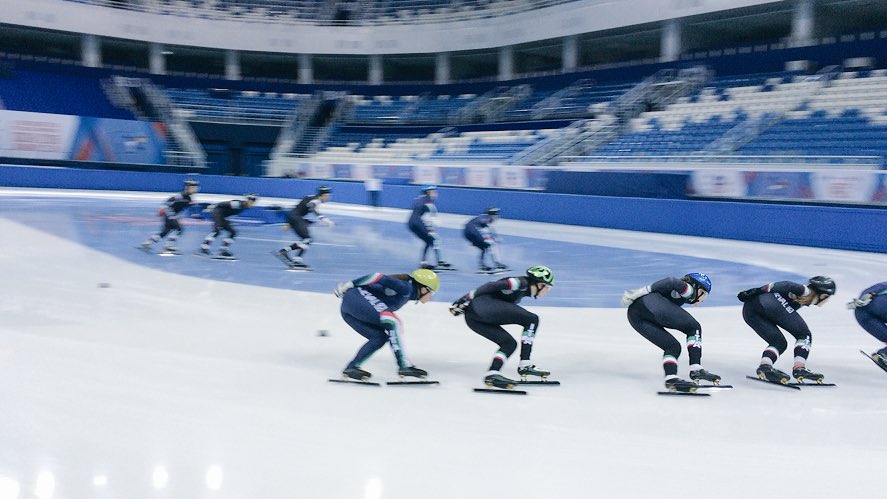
[684,273,712,293]
[487,207,501,216]
[421,185,437,193]
[526,265,554,286]
[411,268,440,292]
[246,193,258,203]
[184,179,199,187]
[317,185,332,195]
[808,276,836,296]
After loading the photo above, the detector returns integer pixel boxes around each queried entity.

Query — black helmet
[246,193,258,203]
[184,179,199,187]
[808,276,836,296]
[317,185,332,195]
[487,207,501,216]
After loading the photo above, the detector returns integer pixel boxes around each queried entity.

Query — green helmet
[526,265,554,286]
[411,269,440,292]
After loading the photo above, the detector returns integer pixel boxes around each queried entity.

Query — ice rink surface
[1,188,885,499]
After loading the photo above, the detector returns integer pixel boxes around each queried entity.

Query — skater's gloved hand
[334,281,354,298]
[737,287,764,303]
[621,287,648,307]
[449,299,469,316]
[847,293,873,309]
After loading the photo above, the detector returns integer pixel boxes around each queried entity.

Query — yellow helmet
[411,269,440,292]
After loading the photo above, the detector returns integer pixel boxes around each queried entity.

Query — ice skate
[689,369,722,385]
[139,241,153,253]
[198,245,211,255]
[420,261,434,270]
[874,351,887,370]
[219,248,234,258]
[792,366,825,384]
[479,265,493,272]
[397,366,428,379]
[494,263,509,271]
[484,373,519,389]
[756,364,790,384]
[517,364,551,381]
[664,377,698,393]
[343,367,372,381]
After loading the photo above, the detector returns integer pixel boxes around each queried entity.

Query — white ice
[1,190,885,499]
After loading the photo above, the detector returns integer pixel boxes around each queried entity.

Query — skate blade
[516,380,561,385]
[473,387,527,395]
[387,380,440,386]
[657,391,710,397]
[746,375,801,390]
[329,378,379,386]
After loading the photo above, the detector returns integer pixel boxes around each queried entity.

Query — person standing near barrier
[407,185,452,271]
[276,186,333,270]
[737,276,836,384]
[847,282,887,371]
[141,179,199,255]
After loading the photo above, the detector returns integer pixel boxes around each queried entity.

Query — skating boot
[398,366,428,379]
[689,369,722,385]
[436,261,453,269]
[494,263,508,271]
[199,244,211,255]
[220,248,234,258]
[420,261,434,270]
[139,241,153,253]
[756,364,790,384]
[343,367,372,381]
[517,364,551,381]
[163,244,179,255]
[479,265,493,272]
[792,366,825,384]
[484,373,519,389]
[664,377,698,393]
[873,350,887,370]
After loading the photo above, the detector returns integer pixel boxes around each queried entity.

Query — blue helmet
[684,273,712,293]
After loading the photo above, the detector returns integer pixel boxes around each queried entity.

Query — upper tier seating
[165,88,306,124]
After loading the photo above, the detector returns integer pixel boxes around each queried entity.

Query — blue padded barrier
[1,165,886,254]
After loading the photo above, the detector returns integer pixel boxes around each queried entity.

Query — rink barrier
[2,165,885,253]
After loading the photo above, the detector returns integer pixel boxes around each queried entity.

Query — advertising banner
[690,170,748,197]
[691,169,887,205]
[809,170,883,203]
[0,111,167,164]
[0,111,78,160]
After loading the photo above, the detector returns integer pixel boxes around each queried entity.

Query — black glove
[737,287,764,303]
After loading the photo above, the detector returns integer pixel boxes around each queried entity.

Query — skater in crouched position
[142,179,199,254]
[622,273,720,391]
[335,269,439,381]
[408,185,451,270]
[738,276,836,384]
[199,194,257,257]
[278,186,333,269]
[847,282,887,371]
[464,207,507,272]
[450,265,554,389]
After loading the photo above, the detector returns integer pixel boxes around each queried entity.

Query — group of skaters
[334,266,887,391]
[141,181,505,272]
[140,180,887,391]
